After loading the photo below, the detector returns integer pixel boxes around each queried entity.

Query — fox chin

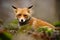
[12,5,55,30]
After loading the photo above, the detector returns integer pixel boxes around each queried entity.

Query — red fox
[12,5,55,30]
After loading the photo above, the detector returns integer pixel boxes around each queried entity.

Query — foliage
[0,19,18,40]
[37,26,54,36]
[1,19,60,40]
[0,32,12,40]
[19,25,32,33]
[4,19,18,30]
[53,21,60,27]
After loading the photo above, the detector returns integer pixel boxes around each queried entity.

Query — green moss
[53,21,60,27]
[0,32,12,40]
[37,26,54,36]
[4,19,18,30]
[19,25,32,33]
[37,27,48,32]
[3,32,12,39]
[10,19,18,24]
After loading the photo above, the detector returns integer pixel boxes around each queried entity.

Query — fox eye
[17,14,21,16]
[24,15,27,17]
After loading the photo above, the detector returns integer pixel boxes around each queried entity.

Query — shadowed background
[0,0,60,24]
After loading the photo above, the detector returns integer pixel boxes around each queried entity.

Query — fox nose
[21,19,23,22]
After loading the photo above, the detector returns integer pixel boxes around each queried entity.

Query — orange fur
[28,17,55,29]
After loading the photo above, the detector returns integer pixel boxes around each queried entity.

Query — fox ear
[12,6,17,9]
[28,5,33,9]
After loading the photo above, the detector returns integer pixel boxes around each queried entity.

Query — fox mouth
[19,21,25,24]
[19,21,27,26]
[18,17,31,26]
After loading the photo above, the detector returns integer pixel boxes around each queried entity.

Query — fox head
[12,5,33,23]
